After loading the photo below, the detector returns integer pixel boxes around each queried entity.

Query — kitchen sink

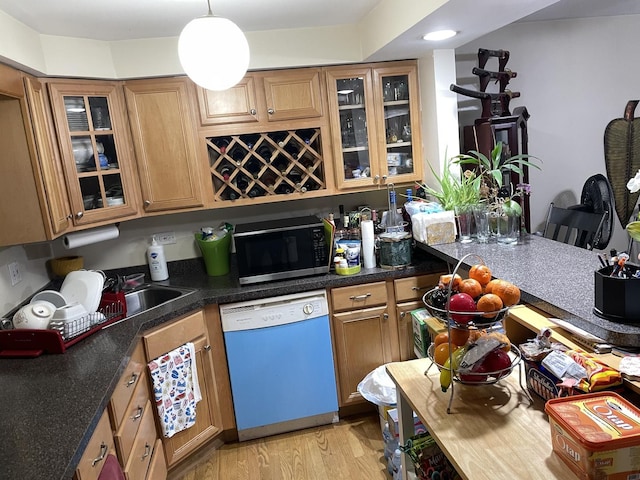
[124,284,196,318]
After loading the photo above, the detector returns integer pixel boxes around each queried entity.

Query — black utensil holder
[594,265,640,323]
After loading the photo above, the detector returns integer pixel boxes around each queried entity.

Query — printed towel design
[148,342,202,438]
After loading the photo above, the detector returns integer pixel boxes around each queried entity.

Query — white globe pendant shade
[178,15,250,91]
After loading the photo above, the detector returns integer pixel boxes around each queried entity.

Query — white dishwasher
[220,289,339,441]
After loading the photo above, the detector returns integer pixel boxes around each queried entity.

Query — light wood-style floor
[171,413,391,480]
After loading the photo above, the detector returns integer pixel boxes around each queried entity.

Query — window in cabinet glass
[381,74,414,178]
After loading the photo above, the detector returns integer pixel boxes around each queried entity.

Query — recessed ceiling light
[422,30,457,41]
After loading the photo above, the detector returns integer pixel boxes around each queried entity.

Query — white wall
[455,14,640,252]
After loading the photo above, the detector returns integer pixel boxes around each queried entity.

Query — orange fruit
[484,278,505,294]
[449,327,470,346]
[434,343,452,366]
[469,264,492,286]
[434,332,449,347]
[458,278,482,299]
[476,294,503,318]
[439,273,462,290]
[492,280,521,306]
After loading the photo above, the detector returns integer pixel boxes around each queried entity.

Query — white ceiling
[0,0,638,61]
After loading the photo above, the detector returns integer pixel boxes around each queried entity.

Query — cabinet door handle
[411,286,428,291]
[125,372,138,387]
[132,406,143,420]
[75,211,84,219]
[141,443,151,460]
[349,293,371,301]
[249,108,257,115]
[91,443,108,467]
[204,344,211,352]
[144,200,151,207]
[382,175,388,180]
[374,175,380,182]
[383,312,389,320]
[400,311,406,318]
[267,108,275,115]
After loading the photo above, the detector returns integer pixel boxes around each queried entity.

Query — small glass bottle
[386,190,403,231]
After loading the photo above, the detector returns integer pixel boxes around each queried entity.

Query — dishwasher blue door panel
[224,315,338,432]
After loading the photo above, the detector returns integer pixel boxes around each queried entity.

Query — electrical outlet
[156,232,176,245]
[8,262,22,286]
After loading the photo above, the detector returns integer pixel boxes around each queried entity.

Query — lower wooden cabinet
[74,409,116,480]
[123,401,157,480]
[142,309,223,468]
[330,281,399,406]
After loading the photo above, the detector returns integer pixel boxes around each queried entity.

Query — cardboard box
[386,407,426,438]
[411,308,431,358]
[545,392,640,480]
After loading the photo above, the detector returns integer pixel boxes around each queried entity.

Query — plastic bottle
[386,190,404,231]
[389,448,402,476]
[147,235,169,281]
[402,188,413,231]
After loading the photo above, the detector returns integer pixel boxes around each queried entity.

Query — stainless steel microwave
[234,215,330,285]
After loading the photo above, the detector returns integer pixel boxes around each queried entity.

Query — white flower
[627,170,640,193]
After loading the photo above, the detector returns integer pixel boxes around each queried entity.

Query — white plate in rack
[60,270,105,313]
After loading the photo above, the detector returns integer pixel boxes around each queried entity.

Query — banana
[439,346,466,392]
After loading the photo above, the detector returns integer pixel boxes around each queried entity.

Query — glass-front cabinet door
[372,64,423,185]
[48,81,138,225]
[326,67,381,189]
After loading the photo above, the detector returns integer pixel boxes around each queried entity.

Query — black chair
[542,202,607,250]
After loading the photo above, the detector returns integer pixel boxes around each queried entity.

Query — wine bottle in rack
[229,146,246,164]
[283,143,300,160]
[275,183,293,195]
[245,158,262,179]
[297,128,316,145]
[235,174,250,195]
[270,131,288,147]
[247,185,265,198]
[256,143,272,162]
[261,169,279,192]
[288,168,303,188]
[271,154,289,173]
[215,137,231,154]
[242,133,260,150]
[219,161,236,181]
[221,188,239,201]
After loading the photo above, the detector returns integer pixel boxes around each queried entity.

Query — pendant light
[178,0,250,91]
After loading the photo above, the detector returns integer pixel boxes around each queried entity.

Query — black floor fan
[568,174,614,250]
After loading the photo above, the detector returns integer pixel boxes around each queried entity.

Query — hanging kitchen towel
[148,342,202,438]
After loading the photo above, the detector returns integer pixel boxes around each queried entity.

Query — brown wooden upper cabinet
[124,77,208,213]
[196,67,324,126]
[325,60,423,190]
[0,63,73,246]
[47,80,140,226]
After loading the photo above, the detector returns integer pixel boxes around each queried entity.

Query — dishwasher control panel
[220,289,328,332]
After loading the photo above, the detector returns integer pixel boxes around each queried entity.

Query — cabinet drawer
[75,409,115,480]
[110,342,146,430]
[330,282,387,312]
[394,273,442,303]
[143,310,205,360]
[145,438,167,480]
[114,370,150,467]
[124,401,157,480]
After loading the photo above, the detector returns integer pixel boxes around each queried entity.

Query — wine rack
[206,128,326,201]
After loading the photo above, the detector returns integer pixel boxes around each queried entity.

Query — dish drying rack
[0,291,126,358]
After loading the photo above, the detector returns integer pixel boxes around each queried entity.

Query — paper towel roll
[361,220,376,269]
[63,225,120,249]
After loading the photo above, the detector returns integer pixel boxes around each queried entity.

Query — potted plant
[453,142,541,243]
[418,156,481,243]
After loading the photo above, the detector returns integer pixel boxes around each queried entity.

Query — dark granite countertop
[417,234,640,347]
[0,251,445,480]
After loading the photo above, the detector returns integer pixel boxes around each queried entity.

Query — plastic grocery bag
[357,364,397,406]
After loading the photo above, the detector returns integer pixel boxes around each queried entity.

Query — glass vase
[455,205,474,244]
[496,213,520,245]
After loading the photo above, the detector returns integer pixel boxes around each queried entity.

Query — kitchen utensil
[31,290,67,308]
[60,270,105,313]
[12,301,56,329]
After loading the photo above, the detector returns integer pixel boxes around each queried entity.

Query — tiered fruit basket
[422,253,529,413]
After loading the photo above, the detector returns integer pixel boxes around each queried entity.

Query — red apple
[482,348,512,378]
[459,363,489,383]
[448,292,476,323]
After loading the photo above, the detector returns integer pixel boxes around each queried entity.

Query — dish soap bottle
[147,235,168,281]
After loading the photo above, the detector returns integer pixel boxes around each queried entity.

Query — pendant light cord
[206,0,213,15]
